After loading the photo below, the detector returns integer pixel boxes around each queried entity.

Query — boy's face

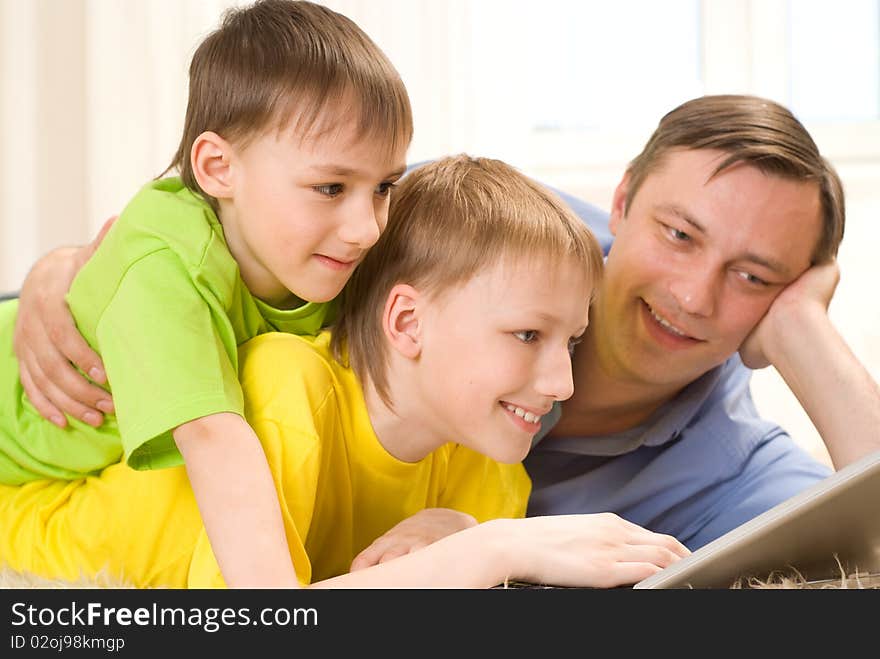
[596,147,822,390]
[413,255,592,464]
[223,121,408,308]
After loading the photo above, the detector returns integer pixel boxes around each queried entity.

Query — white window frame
[517,0,880,189]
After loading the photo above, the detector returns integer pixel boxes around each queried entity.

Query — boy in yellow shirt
[0,156,689,588]
[0,0,410,588]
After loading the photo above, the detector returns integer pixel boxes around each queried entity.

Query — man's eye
[514,330,538,344]
[314,184,343,197]
[738,271,769,287]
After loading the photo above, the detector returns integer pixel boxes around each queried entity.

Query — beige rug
[0,567,136,589]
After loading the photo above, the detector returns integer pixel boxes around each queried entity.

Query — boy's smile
[218,120,407,309]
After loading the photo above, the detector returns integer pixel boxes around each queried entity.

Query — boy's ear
[191,131,234,199]
[609,170,631,236]
[383,284,422,360]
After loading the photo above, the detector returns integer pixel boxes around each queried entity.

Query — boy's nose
[339,202,381,249]
[535,346,576,402]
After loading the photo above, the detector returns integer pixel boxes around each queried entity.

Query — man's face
[595,147,822,390]
[412,255,592,464]
[223,120,408,308]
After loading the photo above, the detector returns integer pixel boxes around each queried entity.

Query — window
[461,0,880,177]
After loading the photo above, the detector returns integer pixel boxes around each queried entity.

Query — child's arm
[173,412,300,588]
[13,217,117,428]
[313,513,690,589]
[349,508,478,571]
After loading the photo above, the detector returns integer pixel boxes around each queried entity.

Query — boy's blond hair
[165,0,413,212]
[332,155,604,405]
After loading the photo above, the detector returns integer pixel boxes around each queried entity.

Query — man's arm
[740,261,880,469]
[12,218,116,427]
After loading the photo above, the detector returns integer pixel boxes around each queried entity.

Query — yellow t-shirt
[0,332,530,587]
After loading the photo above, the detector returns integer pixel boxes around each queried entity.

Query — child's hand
[501,513,690,588]
[350,508,478,571]
[13,217,117,428]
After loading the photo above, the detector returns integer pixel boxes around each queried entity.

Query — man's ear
[383,284,422,360]
[191,131,234,200]
[609,171,631,236]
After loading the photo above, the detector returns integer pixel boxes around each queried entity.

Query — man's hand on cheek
[739,260,840,369]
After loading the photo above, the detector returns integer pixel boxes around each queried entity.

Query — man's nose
[669,268,717,317]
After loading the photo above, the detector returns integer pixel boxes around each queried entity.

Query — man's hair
[625,94,844,263]
[331,155,604,405]
[165,0,413,212]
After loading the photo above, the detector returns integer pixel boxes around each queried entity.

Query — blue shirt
[527,187,832,550]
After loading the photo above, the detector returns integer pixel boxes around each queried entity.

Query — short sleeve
[96,249,243,470]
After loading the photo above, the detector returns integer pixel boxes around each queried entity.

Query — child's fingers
[350,544,384,571]
[375,545,417,565]
[620,519,690,557]
[14,310,112,421]
[607,562,666,588]
[43,315,108,388]
[636,531,690,558]
[20,355,105,428]
[19,362,67,428]
[620,543,687,570]
[351,536,426,571]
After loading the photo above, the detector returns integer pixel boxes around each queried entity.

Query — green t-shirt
[0,177,333,483]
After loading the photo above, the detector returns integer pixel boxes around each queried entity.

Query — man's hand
[739,260,840,369]
[350,508,478,571]
[739,258,880,469]
[13,217,117,428]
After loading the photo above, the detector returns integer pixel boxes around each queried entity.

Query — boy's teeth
[504,403,541,424]
[649,306,687,337]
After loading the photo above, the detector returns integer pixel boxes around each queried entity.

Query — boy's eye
[375,181,397,197]
[514,330,538,344]
[314,184,343,197]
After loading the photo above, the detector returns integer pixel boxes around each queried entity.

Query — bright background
[2,0,879,465]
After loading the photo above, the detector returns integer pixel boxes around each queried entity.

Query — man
[10,95,880,551]
[523,95,880,549]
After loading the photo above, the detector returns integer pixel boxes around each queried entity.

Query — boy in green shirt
[0,0,411,587]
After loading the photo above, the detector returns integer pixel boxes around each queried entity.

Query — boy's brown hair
[625,94,844,263]
[332,155,604,405]
[165,0,413,212]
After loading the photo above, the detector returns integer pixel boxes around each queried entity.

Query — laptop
[633,449,880,589]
